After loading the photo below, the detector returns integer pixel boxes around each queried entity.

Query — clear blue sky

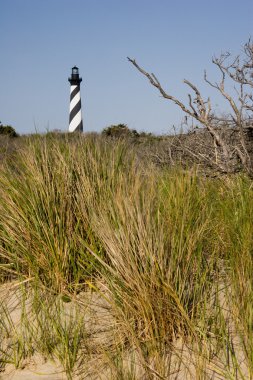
[1,0,252,135]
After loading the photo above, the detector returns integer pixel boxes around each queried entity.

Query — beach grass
[0,133,252,379]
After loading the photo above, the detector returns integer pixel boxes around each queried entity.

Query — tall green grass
[0,133,252,379]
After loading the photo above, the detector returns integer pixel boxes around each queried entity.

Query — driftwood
[128,39,253,175]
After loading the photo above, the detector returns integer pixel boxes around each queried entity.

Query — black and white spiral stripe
[69,85,83,132]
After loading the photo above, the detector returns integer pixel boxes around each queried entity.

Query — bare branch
[127,57,199,119]
[213,39,253,87]
[128,57,231,161]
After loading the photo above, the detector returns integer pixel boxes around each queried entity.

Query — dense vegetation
[0,133,252,379]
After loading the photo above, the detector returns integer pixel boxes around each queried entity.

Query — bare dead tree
[210,40,253,170]
[127,39,253,174]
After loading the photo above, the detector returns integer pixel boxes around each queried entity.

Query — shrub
[0,123,18,137]
[102,123,139,138]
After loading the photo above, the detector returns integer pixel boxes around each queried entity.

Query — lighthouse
[68,66,83,132]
